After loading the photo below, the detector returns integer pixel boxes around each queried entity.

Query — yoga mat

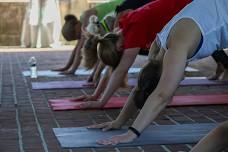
[23,67,198,77]
[49,96,127,110]
[49,94,228,110]
[32,77,228,90]
[180,77,228,86]
[32,80,95,89]
[23,68,141,77]
[32,79,136,90]
[22,69,91,77]
[185,67,199,72]
[53,123,216,148]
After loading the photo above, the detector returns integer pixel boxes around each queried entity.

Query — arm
[80,48,140,108]
[52,34,86,71]
[92,66,111,99]
[93,61,106,84]
[88,87,139,131]
[99,48,139,106]
[60,36,86,74]
[131,47,187,132]
[75,65,111,102]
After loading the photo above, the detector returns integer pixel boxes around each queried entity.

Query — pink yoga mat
[33,78,228,90]
[49,94,228,110]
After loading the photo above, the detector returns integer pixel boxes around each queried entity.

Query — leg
[21,8,31,47]
[30,25,39,48]
[190,121,228,152]
[40,22,54,47]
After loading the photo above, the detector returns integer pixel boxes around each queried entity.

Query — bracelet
[128,126,141,137]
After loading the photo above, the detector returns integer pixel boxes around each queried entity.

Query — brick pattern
[0,50,227,152]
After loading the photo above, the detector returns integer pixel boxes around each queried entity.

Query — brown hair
[81,34,100,69]
[62,14,80,41]
[133,60,162,109]
[97,33,122,68]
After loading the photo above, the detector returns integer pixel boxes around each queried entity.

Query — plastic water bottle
[28,56,37,78]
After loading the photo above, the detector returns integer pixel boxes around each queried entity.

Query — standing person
[88,0,228,145]
[21,0,61,48]
[75,0,192,108]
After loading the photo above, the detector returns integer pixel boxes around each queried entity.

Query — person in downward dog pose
[76,0,192,108]
[87,0,228,146]
[52,0,123,76]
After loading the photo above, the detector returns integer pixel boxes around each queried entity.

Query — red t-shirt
[119,0,192,50]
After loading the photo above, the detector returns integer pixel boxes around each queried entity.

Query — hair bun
[64,14,77,23]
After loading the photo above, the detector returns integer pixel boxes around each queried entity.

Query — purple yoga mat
[32,78,228,90]
[32,80,95,89]
[31,79,137,90]
[180,78,228,86]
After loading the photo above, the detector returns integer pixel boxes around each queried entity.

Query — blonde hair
[82,32,122,70]
[86,15,100,35]
[97,33,122,68]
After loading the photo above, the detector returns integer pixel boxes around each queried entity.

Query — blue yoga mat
[53,123,216,148]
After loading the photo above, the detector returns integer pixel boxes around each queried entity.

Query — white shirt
[156,0,228,62]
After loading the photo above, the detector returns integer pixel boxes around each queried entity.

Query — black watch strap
[128,126,141,137]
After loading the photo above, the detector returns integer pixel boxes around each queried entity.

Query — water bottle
[28,56,37,78]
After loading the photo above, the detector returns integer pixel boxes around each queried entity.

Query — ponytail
[82,35,100,69]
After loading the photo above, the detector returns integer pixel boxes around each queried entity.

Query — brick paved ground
[0,48,228,152]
